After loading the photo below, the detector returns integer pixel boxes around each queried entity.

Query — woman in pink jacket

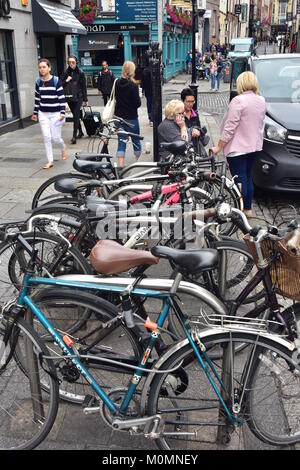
[212,71,266,217]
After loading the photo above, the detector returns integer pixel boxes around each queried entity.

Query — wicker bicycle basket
[243,229,300,301]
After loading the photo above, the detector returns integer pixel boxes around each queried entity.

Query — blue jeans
[211,73,216,89]
[227,152,258,210]
[116,118,142,158]
[205,68,210,80]
[216,72,222,90]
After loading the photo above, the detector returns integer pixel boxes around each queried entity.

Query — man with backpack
[97,61,115,106]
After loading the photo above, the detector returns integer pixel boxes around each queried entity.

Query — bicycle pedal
[82,394,99,409]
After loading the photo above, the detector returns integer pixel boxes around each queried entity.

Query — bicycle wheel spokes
[20,290,142,404]
[0,318,58,450]
[148,332,300,450]
[247,348,300,446]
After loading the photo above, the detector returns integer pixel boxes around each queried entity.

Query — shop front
[73,18,191,85]
[73,21,150,84]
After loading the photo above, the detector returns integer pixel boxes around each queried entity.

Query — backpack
[36,76,59,88]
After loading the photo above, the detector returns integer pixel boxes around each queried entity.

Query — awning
[32,0,87,35]
[77,33,119,51]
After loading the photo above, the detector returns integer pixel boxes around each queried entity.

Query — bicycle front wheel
[0,316,59,450]
[147,330,300,450]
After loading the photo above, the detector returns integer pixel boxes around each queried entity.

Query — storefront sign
[85,23,149,33]
[115,1,157,22]
[0,0,11,16]
[235,4,242,15]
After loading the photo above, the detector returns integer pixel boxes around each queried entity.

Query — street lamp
[190,0,206,110]
[189,0,198,110]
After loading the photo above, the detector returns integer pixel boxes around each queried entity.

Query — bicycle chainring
[100,388,140,431]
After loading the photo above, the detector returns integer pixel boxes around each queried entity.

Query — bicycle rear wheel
[0,232,92,332]
[31,173,92,209]
[15,289,143,404]
[147,331,300,450]
[0,316,59,450]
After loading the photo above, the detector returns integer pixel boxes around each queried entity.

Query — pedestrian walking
[216,54,224,91]
[158,99,191,159]
[210,55,218,90]
[212,71,266,218]
[114,61,142,167]
[279,39,282,53]
[185,50,192,74]
[97,60,115,106]
[203,52,211,80]
[61,55,88,144]
[32,58,67,169]
[141,60,153,126]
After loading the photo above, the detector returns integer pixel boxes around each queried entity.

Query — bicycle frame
[15,272,240,425]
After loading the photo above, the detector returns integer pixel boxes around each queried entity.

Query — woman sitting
[157,99,191,159]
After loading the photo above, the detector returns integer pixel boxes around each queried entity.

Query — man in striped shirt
[32,58,68,169]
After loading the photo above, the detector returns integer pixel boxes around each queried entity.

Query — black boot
[77,129,84,138]
[71,137,76,144]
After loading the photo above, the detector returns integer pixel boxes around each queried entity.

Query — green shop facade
[72,17,192,84]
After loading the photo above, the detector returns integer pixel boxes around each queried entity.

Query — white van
[228,38,256,59]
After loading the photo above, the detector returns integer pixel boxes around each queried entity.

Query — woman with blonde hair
[157,99,191,159]
[114,61,142,167]
[212,71,266,217]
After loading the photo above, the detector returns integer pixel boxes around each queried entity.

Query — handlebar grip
[208,149,216,173]
[190,207,217,221]
[117,130,144,140]
[0,230,6,242]
[59,217,82,229]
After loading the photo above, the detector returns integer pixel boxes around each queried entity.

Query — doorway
[38,36,65,77]
[131,45,149,81]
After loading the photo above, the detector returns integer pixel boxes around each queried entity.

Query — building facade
[0,0,86,133]
[72,0,192,83]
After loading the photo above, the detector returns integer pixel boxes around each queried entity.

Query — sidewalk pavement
[0,72,296,451]
[0,73,227,224]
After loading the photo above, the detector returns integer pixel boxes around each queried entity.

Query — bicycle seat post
[170,271,182,295]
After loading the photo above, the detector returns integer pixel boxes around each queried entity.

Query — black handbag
[63,79,79,103]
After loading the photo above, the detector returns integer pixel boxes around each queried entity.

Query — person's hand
[66,76,72,83]
[31,114,38,122]
[211,146,220,155]
[192,128,200,138]
[59,114,65,121]
[175,114,185,128]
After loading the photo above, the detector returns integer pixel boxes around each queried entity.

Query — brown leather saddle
[90,240,159,275]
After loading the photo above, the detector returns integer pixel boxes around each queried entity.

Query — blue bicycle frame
[17,273,240,424]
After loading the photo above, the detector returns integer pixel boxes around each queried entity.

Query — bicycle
[1,221,300,449]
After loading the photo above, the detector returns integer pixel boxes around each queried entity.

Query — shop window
[78,34,124,67]
[0,31,19,124]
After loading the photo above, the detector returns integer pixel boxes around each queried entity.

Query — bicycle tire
[0,316,59,450]
[147,330,300,450]
[246,302,300,446]
[31,173,93,209]
[15,288,143,404]
[0,231,92,332]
